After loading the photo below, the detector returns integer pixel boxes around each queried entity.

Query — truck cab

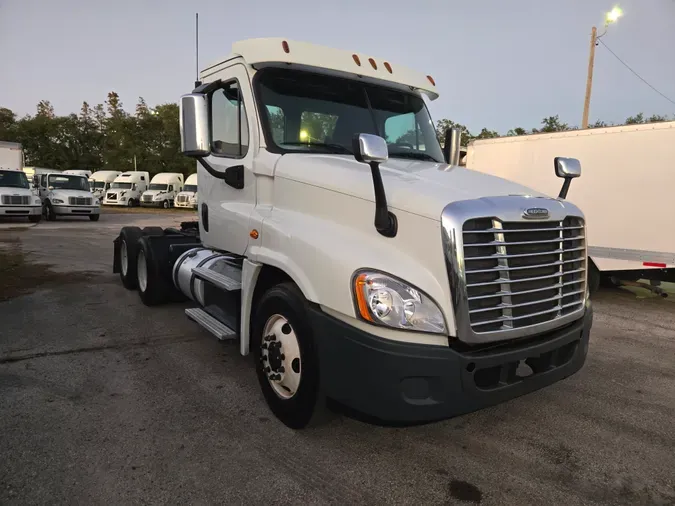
[89,170,122,199]
[63,169,93,178]
[103,171,150,207]
[39,172,100,221]
[174,173,198,209]
[141,172,184,208]
[0,167,42,223]
[113,38,593,429]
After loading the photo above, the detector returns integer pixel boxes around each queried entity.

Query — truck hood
[274,154,547,220]
[51,189,96,200]
[0,187,35,197]
[143,190,169,199]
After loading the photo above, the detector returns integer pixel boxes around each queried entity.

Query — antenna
[194,13,201,88]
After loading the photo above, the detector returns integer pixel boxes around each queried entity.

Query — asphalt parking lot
[1,210,674,505]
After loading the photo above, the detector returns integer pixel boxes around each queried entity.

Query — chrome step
[185,307,237,340]
[192,266,241,291]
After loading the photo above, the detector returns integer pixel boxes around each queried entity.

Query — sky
[1,0,674,134]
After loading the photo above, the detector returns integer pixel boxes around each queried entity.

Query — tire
[127,199,135,207]
[252,282,328,429]
[28,214,41,224]
[89,214,100,222]
[141,226,164,236]
[44,201,56,221]
[162,200,170,209]
[588,260,600,296]
[136,236,171,306]
[118,226,143,289]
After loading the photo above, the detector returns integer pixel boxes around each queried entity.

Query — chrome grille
[106,193,117,200]
[1,195,30,205]
[68,197,92,206]
[176,195,188,203]
[462,217,586,333]
[142,195,153,202]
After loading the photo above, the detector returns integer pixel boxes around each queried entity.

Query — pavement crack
[0,335,200,364]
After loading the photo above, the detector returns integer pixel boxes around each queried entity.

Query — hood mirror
[554,157,581,199]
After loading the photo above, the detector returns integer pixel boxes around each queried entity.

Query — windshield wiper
[389,152,438,162]
[282,142,353,155]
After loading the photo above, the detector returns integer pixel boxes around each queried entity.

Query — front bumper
[103,199,127,206]
[310,303,593,423]
[141,200,168,207]
[53,205,100,216]
[0,205,42,216]
[174,201,196,209]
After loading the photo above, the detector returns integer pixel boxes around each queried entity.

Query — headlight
[352,271,446,333]
[34,198,41,205]
[52,199,64,204]
[154,196,162,200]
[120,197,127,201]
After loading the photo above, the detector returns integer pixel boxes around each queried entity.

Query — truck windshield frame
[91,181,107,189]
[253,67,445,163]
[0,170,30,189]
[47,174,90,191]
[183,185,198,192]
[111,182,133,189]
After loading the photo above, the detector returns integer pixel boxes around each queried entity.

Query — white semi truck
[174,173,198,209]
[89,170,122,199]
[103,171,150,207]
[112,38,593,429]
[38,172,100,221]
[141,172,184,208]
[464,122,675,293]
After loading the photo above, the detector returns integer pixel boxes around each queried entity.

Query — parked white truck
[174,173,198,209]
[0,167,43,222]
[464,122,675,293]
[38,172,100,221]
[89,170,122,199]
[63,169,93,178]
[112,38,593,429]
[141,172,184,208]
[103,171,150,207]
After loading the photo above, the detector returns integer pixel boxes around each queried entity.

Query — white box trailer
[0,141,24,170]
[465,122,675,291]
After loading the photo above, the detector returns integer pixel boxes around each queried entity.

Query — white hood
[0,186,35,198]
[274,154,548,220]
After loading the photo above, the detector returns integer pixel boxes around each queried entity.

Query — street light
[582,6,623,129]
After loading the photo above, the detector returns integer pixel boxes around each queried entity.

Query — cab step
[185,307,237,340]
[192,266,242,291]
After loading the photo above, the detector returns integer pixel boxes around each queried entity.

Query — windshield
[48,174,90,191]
[149,184,168,191]
[111,182,132,189]
[91,181,106,189]
[183,185,198,192]
[0,170,30,189]
[255,68,444,163]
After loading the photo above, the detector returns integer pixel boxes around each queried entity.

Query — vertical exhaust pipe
[443,127,461,166]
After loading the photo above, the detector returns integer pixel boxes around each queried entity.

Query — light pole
[582,6,623,129]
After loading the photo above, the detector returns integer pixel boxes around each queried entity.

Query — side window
[266,105,285,144]
[211,81,249,157]
[41,175,47,187]
[140,176,145,181]
[384,113,424,150]
[168,185,174,192]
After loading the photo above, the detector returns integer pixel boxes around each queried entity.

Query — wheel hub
[261,315,301,399]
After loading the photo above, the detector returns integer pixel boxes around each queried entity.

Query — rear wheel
[136,236,171,306]
[119,227,143,289]
[252,282,328,429]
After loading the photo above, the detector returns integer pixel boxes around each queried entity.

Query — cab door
[198,63,257,255]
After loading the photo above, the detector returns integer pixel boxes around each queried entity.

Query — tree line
[1,92,672,175]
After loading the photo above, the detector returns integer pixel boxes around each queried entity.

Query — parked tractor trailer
[112,38,593,429]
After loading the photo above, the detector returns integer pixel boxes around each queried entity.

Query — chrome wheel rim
[261,314,301,400]
[137,250,148,292]
[121,240,128,276]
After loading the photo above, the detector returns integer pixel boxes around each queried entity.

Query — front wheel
[28,214,42,224]
[89,214,100,222]
[162,200,170,209]
[126,199,135,207]
[43,202,56,221]
[252,282,327,429]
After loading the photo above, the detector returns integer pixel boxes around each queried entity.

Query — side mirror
[554,157,581,199]
[48,186,54,191]
[352,134,397,238]
[352,133,388,164]
[180,93,211,157]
